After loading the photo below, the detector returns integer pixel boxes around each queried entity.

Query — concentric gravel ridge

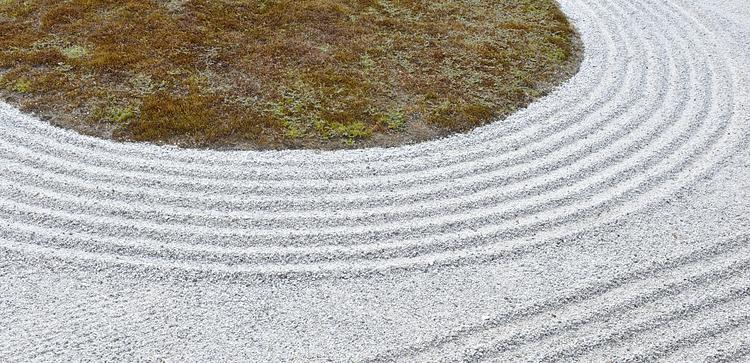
[0,0,749,280]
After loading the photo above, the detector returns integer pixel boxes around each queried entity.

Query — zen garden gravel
[1,0,749,361]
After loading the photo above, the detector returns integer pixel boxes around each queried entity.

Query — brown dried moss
[0,0,580,149]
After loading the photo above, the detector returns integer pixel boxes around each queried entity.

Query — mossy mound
[0,0,579,149]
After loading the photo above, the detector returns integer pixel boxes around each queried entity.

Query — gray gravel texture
[1,0,750,361]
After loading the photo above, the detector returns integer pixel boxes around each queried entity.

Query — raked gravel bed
[1,0,749,361]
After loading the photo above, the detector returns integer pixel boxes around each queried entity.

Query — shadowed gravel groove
[1,0,749,360]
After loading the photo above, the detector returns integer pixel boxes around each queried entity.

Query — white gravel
[1,0,749,361]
